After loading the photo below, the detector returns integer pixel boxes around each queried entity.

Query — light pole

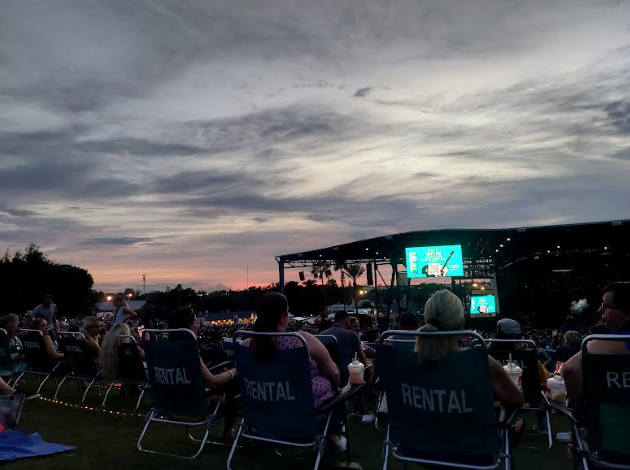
[106,295,112,311]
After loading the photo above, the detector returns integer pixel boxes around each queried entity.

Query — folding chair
[54,332,101,402]
[378,330,516,470]
[487,339,553,448]
[0,393,26,431]
[101,335,149,411]
[0,328,24,386]
[227,331,365,470]
[17,329,61,394]
[571,334,630,470]
[137,328,226,459]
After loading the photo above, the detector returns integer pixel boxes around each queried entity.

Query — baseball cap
[496,318,522,335]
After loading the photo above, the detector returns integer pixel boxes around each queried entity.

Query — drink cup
[348,359,365,385]
[503,361,522,386]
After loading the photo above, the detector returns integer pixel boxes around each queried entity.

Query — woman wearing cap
[416,290,523,406]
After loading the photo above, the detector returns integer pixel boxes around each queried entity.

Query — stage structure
[277,219,630,327]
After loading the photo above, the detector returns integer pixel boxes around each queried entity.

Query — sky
[1,0,629,293]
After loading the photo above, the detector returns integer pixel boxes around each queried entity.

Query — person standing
[32,295,59,342]
[111,295,137,326]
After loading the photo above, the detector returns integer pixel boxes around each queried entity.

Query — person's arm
[85,337,100,356]
[43,335,64,360]
[0,376,16,395]
[137,345,145,361]
[488,356,524,406]
[200,358,236,389]
[301,331,340,387]
[562,350,583,409]
[354,335,368,365]
[123,307,138,319]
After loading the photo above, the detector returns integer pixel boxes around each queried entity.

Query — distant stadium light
[507,237,511,241]
[500,244,504,248]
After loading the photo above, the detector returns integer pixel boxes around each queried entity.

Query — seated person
[246,293,345,449]
[99,323,146,378]
[28,318,64,361]
[564,282,630,410]
[81,316,104,358]
[1,314,25,367]
[200,330,228,367]
[166,307,238,440]
[321,311,369,380]
[416,290,523,409]
[554,330,582,364]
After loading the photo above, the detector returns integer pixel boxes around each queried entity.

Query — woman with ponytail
[247,293,347,450]
[416,290,523,407]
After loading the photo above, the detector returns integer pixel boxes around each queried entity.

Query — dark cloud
[0,205,38,217]
[78,237,154,247]
[354,87,372,98]
[604,100,630,134]
[76,138,205,156]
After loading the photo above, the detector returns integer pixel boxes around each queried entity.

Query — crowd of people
[1,282,629,461]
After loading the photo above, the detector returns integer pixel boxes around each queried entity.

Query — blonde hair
[415,290,464,367]
[99,323,131,378]
[81,316,100,338]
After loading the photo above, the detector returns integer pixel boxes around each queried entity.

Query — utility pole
[143,274,146,295]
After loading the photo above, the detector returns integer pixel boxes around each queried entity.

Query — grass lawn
[5,377,575,470]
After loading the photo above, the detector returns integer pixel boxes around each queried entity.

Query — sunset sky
[1,0,629,292]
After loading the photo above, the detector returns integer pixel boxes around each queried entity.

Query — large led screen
[470,295,496,314]
[405,244,464,278]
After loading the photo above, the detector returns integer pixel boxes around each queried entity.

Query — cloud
[78,237,154,247]
[354,87,372,98]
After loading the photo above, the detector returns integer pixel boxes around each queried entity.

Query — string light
[38,397,144,419]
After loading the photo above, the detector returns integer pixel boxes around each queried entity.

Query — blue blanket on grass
[0,431,76,461]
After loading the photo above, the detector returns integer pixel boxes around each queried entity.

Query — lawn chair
[17,329,60,394]
[313,334,341,377]
[227,331,365,470]
[0,393,26,431]
[137,328,225,459]
[54,332,101,402]
[101,335,149,412]
[378,330,516,470]
[487,338,553,448]
[0,328,24,386]
[571,334,630,470]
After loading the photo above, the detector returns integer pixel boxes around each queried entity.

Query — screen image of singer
[470,295,496,314]
[405,244,464,278]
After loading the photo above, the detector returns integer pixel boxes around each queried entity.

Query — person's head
[496,318,523,339]
[562,330,582,350]
[30,317,49,335]
[415,290,464,367]
[112,295,128,308]
[334,310,349,327]
[399,312,419,330]
[348,316,360,334]
[0,314,19,337]
[23,310,33,324]
[81,316,103,339]
[167,307,198,334]
[250,292,289,361]
[99,323,132,378]
[43,295,53,308]
[599,282,630,332]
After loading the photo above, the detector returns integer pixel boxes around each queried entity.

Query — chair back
[581,334,630,462]
[19,329,53,371]
[234,331,318,441]
[0,328,15,375]
[313,334,342,382]
[0,393,25,431]
[58,332,98,377]
[117,335,146,381]
[143,329,208,417]
[486,339,542,408]
[377,330,500,458]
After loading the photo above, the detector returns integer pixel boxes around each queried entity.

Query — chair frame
[101,335,149,412]
[227,330,363,470]
[571,334,630,470]
[16,329,61,394]
[485,338,553,449]
[53,331,101,402]
[137,328,226,459]
[0,328,23,386]
[378,329,514,470]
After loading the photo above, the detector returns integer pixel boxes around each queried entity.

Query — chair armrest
[208,360,234,373]
[317,382,365,413]
[496,404,521,429]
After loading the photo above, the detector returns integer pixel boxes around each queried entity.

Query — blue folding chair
[227,331,364,470]
[487,339,553,448]
[17,329,61,394]
[54,332,101,402]
[571,334,630,470]
[101,335,149,412]
[378,330,516,470]
[137,328,227,459]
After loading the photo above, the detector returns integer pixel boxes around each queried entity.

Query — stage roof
[277,219,630,266]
